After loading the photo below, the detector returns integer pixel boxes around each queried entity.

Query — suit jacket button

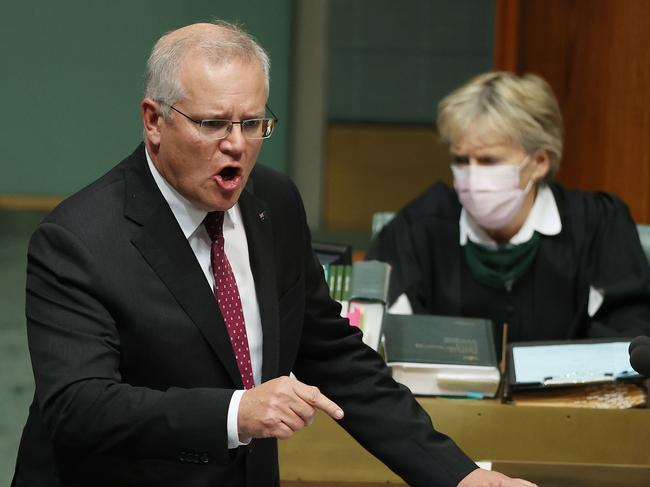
[200,453,210,464]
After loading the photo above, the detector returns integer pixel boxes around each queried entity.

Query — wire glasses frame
[157,100,278,140]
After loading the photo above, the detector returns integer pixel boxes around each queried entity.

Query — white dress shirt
[146,150,262,448]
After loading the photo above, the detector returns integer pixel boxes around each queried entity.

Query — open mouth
[220,166,240,181]
[214,166,243,191]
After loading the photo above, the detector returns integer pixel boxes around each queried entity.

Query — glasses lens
[242,118,275,139]
[196,118,275,140]
[200,120,231,138]
[261,119,275,138]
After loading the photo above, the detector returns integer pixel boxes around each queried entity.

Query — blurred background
[1,0,649,483]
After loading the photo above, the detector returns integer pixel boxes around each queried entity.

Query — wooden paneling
[283,483,404,487]
[282,464,650,487]
[493,0,519,72]
[324,124,452,232]
[0,195,62,210]
[279,398,650,483]
[495,0,650,222]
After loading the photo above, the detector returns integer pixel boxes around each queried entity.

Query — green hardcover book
[342,264,352,301]
[326,263,336,299]
[333,264,344,301]
[349,260,390,302]
[383,314,501,398]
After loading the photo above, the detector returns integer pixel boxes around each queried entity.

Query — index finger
[294,383,344,420]
[512,480,537,487]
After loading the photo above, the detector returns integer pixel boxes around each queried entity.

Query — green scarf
[464,232,541,290]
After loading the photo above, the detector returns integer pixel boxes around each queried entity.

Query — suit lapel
[123,146,243,388]
[238,188,279,383]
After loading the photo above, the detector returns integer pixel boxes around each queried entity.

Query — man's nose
[220,123,247,152]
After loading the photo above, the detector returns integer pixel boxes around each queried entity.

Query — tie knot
[204,211,225,242]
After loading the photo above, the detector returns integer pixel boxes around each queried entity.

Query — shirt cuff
[227,389,251,449]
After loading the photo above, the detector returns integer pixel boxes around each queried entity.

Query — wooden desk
[279,397,650,484]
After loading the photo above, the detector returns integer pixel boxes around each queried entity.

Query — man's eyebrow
[204,110,266,120]
[202,110,229,120]
[243,109,267,119]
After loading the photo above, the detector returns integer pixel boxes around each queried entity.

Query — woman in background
[367,71,650,342]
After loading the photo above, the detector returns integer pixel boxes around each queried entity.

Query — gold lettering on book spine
[414,337,480,361]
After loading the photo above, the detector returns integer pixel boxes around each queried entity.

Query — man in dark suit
[12,21,535,487]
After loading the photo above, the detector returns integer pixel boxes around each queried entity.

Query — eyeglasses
[158,101,278,140]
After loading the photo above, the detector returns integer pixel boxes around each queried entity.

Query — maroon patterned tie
[204,211,254,390]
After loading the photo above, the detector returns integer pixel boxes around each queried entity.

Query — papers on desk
[510,381,647,409]
[509,340,640,389]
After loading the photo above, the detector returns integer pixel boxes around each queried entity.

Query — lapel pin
[258,211,266,222]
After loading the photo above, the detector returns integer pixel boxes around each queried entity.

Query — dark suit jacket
[12,145,476,487]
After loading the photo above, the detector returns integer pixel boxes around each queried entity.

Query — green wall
[328,0,495,123]
[0,0,292,197]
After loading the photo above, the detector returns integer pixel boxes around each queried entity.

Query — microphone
[629,336,650,377]
[629,335,650,353]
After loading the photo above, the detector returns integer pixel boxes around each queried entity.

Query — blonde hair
[437,71,563,178]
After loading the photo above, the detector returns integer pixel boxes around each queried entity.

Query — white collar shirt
[146,149,261,448]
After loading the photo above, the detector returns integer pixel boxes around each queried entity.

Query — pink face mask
[452,156,533,230]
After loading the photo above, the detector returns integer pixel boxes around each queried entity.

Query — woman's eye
[477,157,499,165]
[452,156,469,165]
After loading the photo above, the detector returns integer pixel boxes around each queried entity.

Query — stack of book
[313,241,354,318]
[382,314,501,398]
[323,263,353,302]
[345,260,391,351]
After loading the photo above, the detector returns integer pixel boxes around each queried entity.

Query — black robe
[367,182,650,342]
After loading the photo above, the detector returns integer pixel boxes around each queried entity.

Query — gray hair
[437,71,563,179]
[144,20,270,118]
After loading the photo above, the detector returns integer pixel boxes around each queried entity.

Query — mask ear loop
[519,154,536,195]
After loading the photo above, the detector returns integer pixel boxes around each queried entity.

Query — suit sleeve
[286,182,477,487]
[26,222,234,464]
[584,193,650,337]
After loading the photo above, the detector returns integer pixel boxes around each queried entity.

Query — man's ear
[532,150,551,182]
[141,98,163,146]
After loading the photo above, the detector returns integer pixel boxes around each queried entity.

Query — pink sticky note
[347,306,361,327]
